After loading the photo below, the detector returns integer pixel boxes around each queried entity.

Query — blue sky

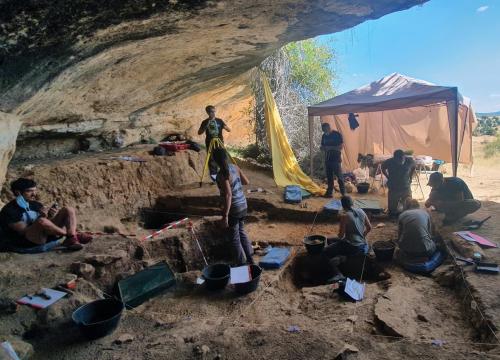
[319,0,500,112]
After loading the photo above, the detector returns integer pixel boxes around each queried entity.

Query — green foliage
[229,143,272,166]
[248,38,336,168]
[474,116,500,136]
[284,39,336,103]
[483,134,500,158]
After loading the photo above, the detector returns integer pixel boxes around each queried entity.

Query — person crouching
[396,199,437,263]
[212,148,254,265]
[322,195,372,282]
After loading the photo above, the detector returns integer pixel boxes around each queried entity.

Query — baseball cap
[427,172,443,186]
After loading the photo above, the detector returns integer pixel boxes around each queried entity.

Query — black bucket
[373,241,395,262]
[234,265,262,295]
[202,264,230,291]
[356,182,370,194]
[303,235,326,255]
[72,298,124,340]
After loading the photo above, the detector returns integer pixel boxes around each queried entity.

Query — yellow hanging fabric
[261,73,323,195]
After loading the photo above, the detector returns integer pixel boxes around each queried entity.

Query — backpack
[284,185,302,204]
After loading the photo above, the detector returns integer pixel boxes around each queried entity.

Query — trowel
[462,216,491,230]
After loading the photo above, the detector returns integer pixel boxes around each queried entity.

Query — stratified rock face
[0,0,426,158]
[0,112,21,201]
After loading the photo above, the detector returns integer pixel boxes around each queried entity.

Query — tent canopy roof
[308,73,470,116]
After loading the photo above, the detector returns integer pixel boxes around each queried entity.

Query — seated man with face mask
[0,178,92,252]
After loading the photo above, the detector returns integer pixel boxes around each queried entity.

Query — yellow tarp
[262,73,323,195]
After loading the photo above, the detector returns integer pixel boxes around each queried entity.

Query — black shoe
[326,273,346,284]
[323,192,333,198]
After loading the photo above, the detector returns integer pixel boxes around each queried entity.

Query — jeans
[321,239,368,279]
[227,209,254,265]
[323,238,369,258]
[325,161,345,195]
[388,188,412,215]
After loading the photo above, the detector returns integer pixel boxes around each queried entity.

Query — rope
[442,238,499,343]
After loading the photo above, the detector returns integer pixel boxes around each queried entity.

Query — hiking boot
[62,236,83,251]
[326,273,346,284]
[77,232,93,244]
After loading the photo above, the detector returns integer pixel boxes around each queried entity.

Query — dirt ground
[1,139,500,359]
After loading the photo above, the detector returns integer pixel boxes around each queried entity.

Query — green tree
[247,38,336,172]
[284,39,336,103]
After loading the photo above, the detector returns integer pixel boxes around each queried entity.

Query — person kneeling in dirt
[396,199,438,263]
[323,195,372,282]
[0,178,92,252]
[425,172,481,225]
[212,148,254,265]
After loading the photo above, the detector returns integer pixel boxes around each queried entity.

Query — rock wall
[0,0,427,160]
[0,112,21,205]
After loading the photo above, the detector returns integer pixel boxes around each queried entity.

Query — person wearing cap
[0,178,92,251]
[381,149,416,216]
[320,122,345,198]
[425,172,481,224]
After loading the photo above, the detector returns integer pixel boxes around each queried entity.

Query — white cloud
[477,5,489,12]
[490,93,500,98]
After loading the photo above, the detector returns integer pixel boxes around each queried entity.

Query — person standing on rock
[212,148,254,265]
[0,178,92,252]
[198,105,231,181]
[381,149,416,217]
[320,122,345,198]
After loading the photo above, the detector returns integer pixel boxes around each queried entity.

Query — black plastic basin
[356,182,370,194]
[72,298,124,340]
[304,235,326,255]
[234,264,262,295]
[373,240,395,262]
[202,264,230,291]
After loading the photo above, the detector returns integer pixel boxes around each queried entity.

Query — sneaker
[62,236,83,251]
[210,174,217,182]
[77,232,93,244]
[326,273,346,284]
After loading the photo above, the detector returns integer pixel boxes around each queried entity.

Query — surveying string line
[442,238,499,343]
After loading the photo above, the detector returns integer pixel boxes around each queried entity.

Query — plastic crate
[118,261,176,308]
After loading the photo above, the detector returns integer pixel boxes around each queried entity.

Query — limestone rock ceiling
[0,0,426,136]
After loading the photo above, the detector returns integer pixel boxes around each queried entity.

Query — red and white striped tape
[141,217,190,242]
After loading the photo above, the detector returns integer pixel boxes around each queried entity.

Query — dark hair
[393,149,405,158]
[212,148,230,179]
[321,123,331,130]
[404,198,420,210]
[205,105,215,114]
[11,178,37,194]
[341,195,353,210]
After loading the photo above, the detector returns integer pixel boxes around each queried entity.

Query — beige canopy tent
[307,73,477,176]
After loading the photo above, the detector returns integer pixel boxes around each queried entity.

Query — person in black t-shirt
[320,123,345,198]
[0,178,91,251]
[198,105,231,180]
[425,172,481,224]
[381,149,416,216]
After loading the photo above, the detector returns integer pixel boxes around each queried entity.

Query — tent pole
[453,88,459,177]
[309,115,314,175]
[382,111,385,154]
